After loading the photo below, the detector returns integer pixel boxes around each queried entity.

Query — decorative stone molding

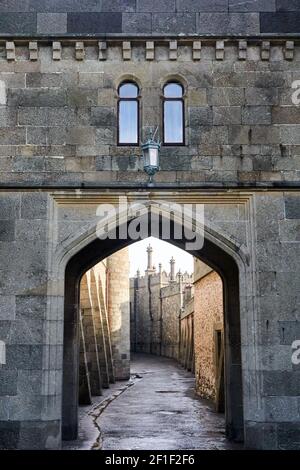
[169,40,177,60]
[6,41,15,61]
[238,40,247,60]
[52,41,62,61]
[75,41,85,61]
[261,41,270,60]
[122,41,131,61]
[0,39,299,63]
[98,41,107,60]
[146,41,154,61]
[29,41,38,61]
[284,41,294,61]
[193,41,201,60]
[216,40,224,60]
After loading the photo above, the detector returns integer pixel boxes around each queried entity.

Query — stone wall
[0,40,300,189]
[179,296,194,372]
[0,1,300,37]
[79,260,115,405]
[107,248,130,380]
[0,3,299,448]
[130,254,193,361]
[194,260,224,406]
[78,250,130,403]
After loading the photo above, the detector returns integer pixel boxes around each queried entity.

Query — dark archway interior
[62,216,244,443]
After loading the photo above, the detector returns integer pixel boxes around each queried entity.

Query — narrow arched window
[118,82,139,145]
[163,82,184,145]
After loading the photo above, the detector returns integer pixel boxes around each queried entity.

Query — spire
[170,256,175,282]
[146,244,153,270]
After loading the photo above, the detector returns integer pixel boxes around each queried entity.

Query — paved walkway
[98,354,242,450]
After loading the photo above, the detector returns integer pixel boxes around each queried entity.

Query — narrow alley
[65,354,242,450]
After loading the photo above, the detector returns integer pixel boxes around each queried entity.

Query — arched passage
[62,214,245,444]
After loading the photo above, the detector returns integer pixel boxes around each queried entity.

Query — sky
[128,237,194,277]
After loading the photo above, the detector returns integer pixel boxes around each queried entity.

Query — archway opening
[62,216,244,447]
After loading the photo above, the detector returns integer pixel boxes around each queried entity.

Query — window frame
[117,81,140,147]
[162,82,185,147]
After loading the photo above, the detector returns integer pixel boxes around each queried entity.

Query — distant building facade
[130,245,194,361]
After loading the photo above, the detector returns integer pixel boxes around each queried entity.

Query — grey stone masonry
[0,40,299,188]
[0,1,299,37]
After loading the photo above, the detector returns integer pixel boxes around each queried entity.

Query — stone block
[67,13,122,34]
[17,370,42,396]
[152,13,196,34]
[75,41,85,61]
[146,41,155,60]
[284,40,294,60]
[95,127,115,145]
[0,220,15,241]
[187,88,207,106]
[229,0,276,12]
[281,126,300,145]
[66,127,95,146]
[0,107,17,127]
[245,421,278,450]
[29,41,38,61]
[0,194,20,220]
[67,88,98,107]
[192,40,201,60]
[263,371,300,396]
[26,73,63,89]
[6,42,15,61]
[5,345,43,370]
[260,12,300,34]
[245,87,278,106]
[169,40,177,60]
[285,196,300,219]
[0,128,26,145]
[122,41,131,61]
[137,0,175,11]
[228,125,250,145]
[242,106,271,125]
[250,126,280,144]
[198,13,260,36]
[278,423,300,450]
[17,0,104,12]
[238,40,247,60]
[15,219,47,242]
[0,13,36,35]
[189,106,212,126]
[102,0,136,11]
[8,89,66,107]
[261,41,270,61]
[52,41,61,60]
[0,295,15,321]
[95,156,112,171]
[20,193,48,219]
[122,14,152,34]
[98,41,107,61]
[278,321,300,345]
[209,88,244,106]
[272,107,300,124]
[215,40,224,60]
[277,0,300,10]
[213,106,241,125]
[37,13,67,34]
[13,156,45,172]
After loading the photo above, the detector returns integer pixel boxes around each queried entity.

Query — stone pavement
[64,354,242,450]
[99,354,242,450]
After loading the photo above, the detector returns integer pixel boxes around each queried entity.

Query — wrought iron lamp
[142,128,161,184]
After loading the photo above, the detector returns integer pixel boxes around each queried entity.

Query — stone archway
[61,211,246,444]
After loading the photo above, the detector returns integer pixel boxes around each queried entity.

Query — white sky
[128,237,193,277]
